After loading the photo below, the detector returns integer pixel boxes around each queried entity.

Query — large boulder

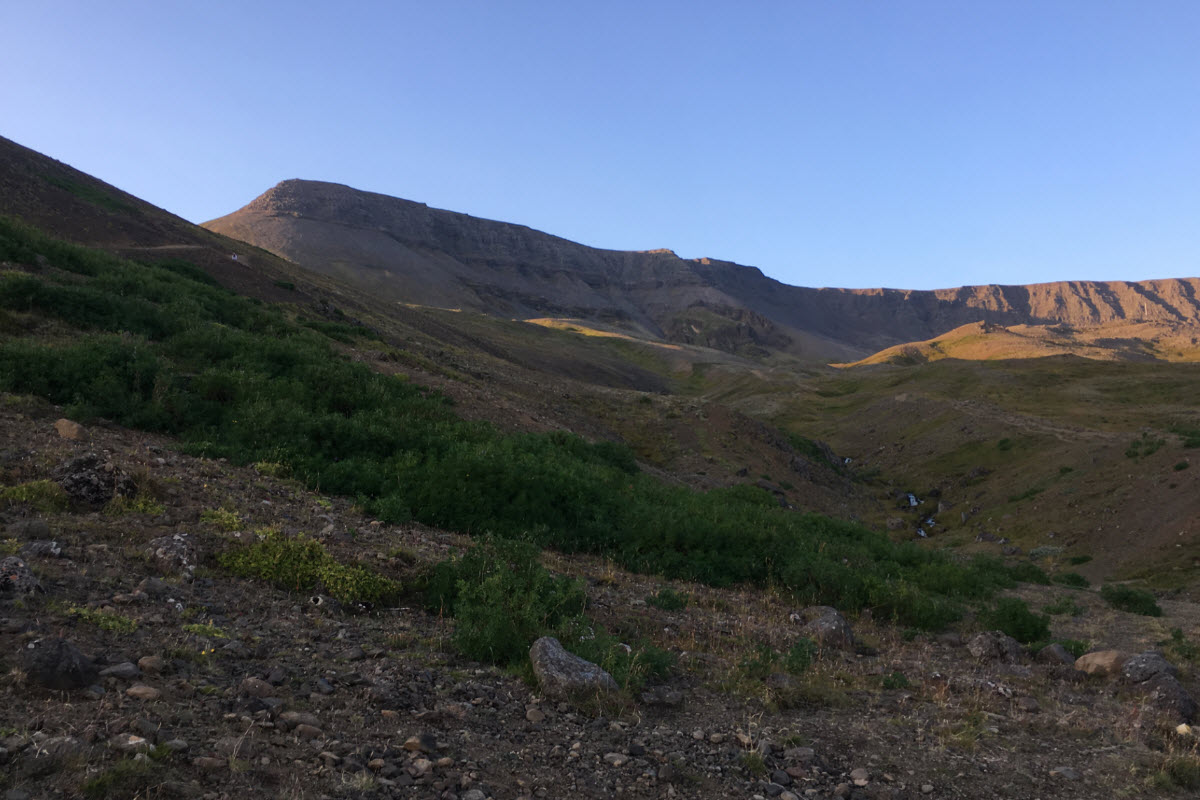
[967,631,1022,663]
[1075,650,1129,677]
[1145,673,1198,723]
[144,532,199,579]
[21,638,98,690]
[529,637,618,702]
[794,606,856,650]
[1122,651,1178,684]
[1036,643,1076,666]
[54,452,134,507]
[0,556,43,594]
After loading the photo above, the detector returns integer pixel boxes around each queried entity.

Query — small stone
[192,756,226,771]
[1016,696,1040,713]
[1050,766,1081,780]
[709,733,726,744]
[110,733,150,753]
[1036,643,1075,666]
[850,767,870,786]
[99,662,140,680]
[138,655,166,674]
[293,724,322,740]
[772,769,793,786]
[461,791,486,800]
[967,631,1022,663]
[279,711,321,729]
[403,733,437,753]
[19,540,62,559]
[313,677,335,695]
[921,784,934,794]
[240,677,274,697]
[605,752,629,767]
[0,557,42,594]
[409,758,433,777]
[54,419,85,440]
[526,708,546,723]
[126,684,161,701]
[368,758,385,771]
[162,739,189,752]
[1122,651,1178,684]
[344,645,366,661]
[658,764,676,782]
[834,782,851,798]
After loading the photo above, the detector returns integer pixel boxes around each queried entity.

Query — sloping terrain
[205,178,1200,360]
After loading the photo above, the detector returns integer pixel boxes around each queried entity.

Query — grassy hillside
[0,215,1049,629]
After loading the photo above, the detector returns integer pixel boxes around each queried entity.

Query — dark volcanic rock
[21,638,98,690]
[54,452,133,507]
[529,637,618,702]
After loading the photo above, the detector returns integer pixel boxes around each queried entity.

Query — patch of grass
[253,461,290,478]
[1159,628,1200,663]
[740,750,768,778]
[1052,572,1090,589]
[1170,424,1200,449]
[882,670,910,690]
[1008,486,1044,503]
[1042,596,1084,616]
[997,438,1014,451]
[200,507,242,531]
[978,598,1050,644]
[182,621,228,639]
[1068,554,1093,566]
[1160,756,1200,790]
[1100,584,1163,617]
[81,757,160,798]
[42,173,134,214]
[219,530,401,607]
[59,604,138,634]
[784,639,818,675]
[0,479,69,512]
[647,587,689,611]
[104,494,165,515]
[1126,433,1166,459]
[1174,460,1190,471]
[273,280,295,291]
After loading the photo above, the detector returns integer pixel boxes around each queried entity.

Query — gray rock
[529,636,619,701]
[21,638,98,690]
[0,557,42,594]
[1122,651,1178,684]
[19,540,63,559]
[1036,643,1075,666]
[144,533,198,579]
[55,452,133,507]
[1145,673,1198,722]
[967,631,1022,663]
[99,662,141,680]
[796,606,855,650]
[1049,766,1081,780]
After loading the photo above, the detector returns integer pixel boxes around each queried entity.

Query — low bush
[1100,584,1162,617]
[978,598,1050,644]
[647,587,689,611]
[1052,572,1090,589]
[219,530,400,607]
[0,479,69,512]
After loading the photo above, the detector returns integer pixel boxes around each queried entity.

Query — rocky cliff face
[205,179,1200,358]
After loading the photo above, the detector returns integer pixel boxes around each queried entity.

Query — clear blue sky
[2,2,1198,290]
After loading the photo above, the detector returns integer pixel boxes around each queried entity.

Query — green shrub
[882,670,910,690]
[739,644,779,680]
[1004,561,1051,585]
[82,757,160,799]
[1068,554,1092,566]
[1163,756,1200,790]
[647,587,689,611]
[428,537,586,665]
[1160,628,1200,663]
[0,479,69,512]
[1042,597,1084,616]
[784,638,818,675]
[220,530,400,607]
[1174,461,1190,471]
[1052,572,1090,589]
[978,598,1050,644]
[1100,584,1162,617]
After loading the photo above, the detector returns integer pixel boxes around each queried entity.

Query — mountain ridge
[205,179,1200,361]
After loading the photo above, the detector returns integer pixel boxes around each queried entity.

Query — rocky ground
[2,394,1199,800]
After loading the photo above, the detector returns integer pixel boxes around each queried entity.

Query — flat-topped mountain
[205,179,1200,360]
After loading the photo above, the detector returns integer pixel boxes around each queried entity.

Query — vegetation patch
[647,587,689,611]
[0,479,69,512]
[0,217,1046,633]
[1100,584,1163,617]
[978,598,1049,643]
[57,603,138,634]
[219,529,400,607]
[1051,572,1090,589]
